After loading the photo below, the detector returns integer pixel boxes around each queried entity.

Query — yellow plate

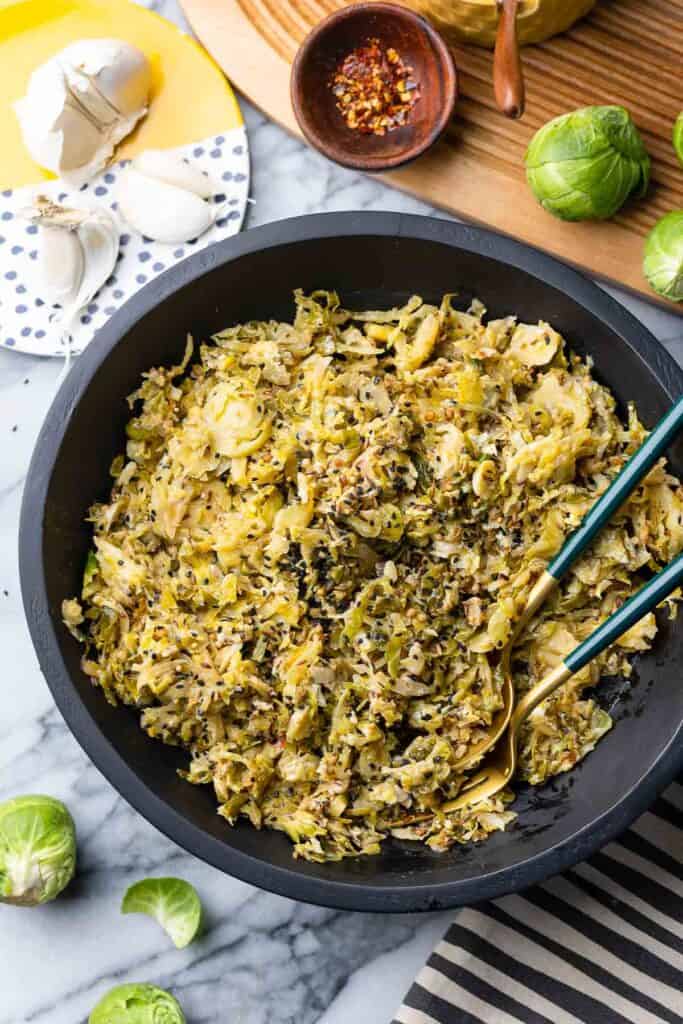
[0,0,243,189]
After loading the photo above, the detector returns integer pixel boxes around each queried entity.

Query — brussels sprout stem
[3,851,44,905]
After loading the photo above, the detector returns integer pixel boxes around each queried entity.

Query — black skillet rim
[19,212,683,912]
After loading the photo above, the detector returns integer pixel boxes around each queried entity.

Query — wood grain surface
[180,0,683,311]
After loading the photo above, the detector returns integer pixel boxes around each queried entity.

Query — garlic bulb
[117,151,220,244]
[25,195,119,332]
[15,39,151,187]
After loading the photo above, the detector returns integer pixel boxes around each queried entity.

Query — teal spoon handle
[566,552,683,674]
[548,395,683,582]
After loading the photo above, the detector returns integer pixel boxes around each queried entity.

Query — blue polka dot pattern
[1,123,249,354]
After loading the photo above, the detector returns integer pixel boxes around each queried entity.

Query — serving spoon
[454,394,683,775]
[444,547,683,811]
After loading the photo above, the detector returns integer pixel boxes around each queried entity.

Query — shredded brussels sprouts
[64,291,683,862]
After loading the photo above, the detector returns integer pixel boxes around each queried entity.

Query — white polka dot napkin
[0,124,249,357]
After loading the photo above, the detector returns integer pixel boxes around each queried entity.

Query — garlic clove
[62,210,120,329]
[118,166,216,244]
[132,150,218,199]
[40,225,84,306]
[14,39,151,187]
[23,196,119,333]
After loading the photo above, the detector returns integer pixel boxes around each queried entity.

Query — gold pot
[401,0,597,48]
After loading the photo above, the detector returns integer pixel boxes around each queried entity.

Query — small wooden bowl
[290,2,457,172]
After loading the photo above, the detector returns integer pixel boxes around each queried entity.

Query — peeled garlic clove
[14,38,151,187]
[40,225,84,306]
[132,150,218,199]
[118,167,216,243]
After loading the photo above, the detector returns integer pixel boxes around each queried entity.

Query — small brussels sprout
[674,112,683,166]
[0,795,76,906]
[89,983,186,1024]
[121,877,202,948]
[643,210,683,302]
[525,105,650,221]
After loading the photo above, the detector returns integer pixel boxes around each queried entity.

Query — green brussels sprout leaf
[674,112,683,167]
[82,549,99,593]
[643,210,683,302]
[121,877,202,948]
[0,795,76,906]
[525,105,650,221]
[89,983,186,1024]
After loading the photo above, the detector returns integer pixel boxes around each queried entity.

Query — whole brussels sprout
[0,795,76,906]
[89,983,186,1024]
[643,210,683,302]
[525,105,650,221]
[674,112,683,166]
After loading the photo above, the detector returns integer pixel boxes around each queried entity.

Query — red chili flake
[330,38,420,136]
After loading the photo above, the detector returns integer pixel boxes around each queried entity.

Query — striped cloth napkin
[394,775,682,1024]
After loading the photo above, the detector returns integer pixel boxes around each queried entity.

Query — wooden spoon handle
[494,0,525,118]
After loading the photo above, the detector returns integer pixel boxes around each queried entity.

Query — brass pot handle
[493,0,525,118]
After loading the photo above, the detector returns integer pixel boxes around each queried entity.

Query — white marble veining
[1,1,682,1022]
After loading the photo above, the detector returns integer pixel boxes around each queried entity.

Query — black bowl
[20,213,683,912]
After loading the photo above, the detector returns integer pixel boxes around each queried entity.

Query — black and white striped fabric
[394,776,682,1024]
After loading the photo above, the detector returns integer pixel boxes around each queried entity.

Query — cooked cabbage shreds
[62,290,683,862]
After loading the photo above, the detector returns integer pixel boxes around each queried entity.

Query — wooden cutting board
[180,0,683,311]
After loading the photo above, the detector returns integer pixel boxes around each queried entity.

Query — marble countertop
[1,2,681,1022]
